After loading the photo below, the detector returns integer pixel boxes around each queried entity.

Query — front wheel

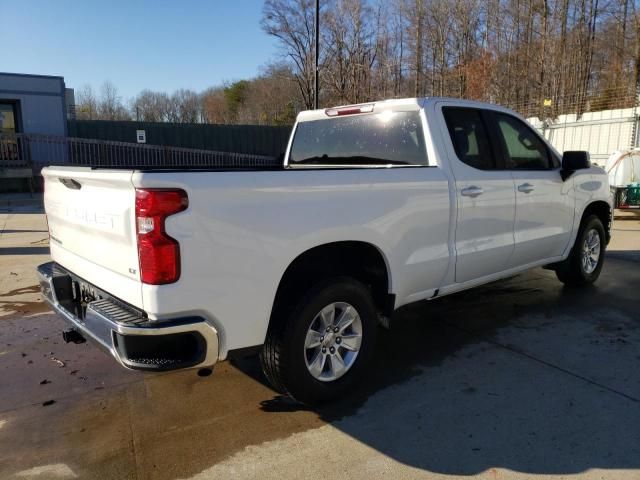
[555,215,606,286]
[260,278,378,405]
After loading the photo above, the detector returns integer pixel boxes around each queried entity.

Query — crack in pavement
[0,214,11,238]
[126,391,141,480]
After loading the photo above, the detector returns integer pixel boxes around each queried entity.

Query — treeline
[75,0,640,125]
[74,68,298,125]
[265,0,640,117]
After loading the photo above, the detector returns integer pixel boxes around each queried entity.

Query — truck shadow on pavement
[238,251,640,476]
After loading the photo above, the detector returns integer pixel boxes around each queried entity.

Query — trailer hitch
[62,329,86,344]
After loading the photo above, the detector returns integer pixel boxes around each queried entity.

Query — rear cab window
[288,111,428,167]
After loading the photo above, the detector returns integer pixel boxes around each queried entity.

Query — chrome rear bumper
[37,262,219,371]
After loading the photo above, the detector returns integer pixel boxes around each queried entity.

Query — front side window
[288,111,427,166]
[496,113,551,170]
[442,107,495,170]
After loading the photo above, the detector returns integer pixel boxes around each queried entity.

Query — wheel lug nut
[330,347,335,354]
[336,337,341,344]
[333,327,339,333]
[322,347,326,353]
[320,336,324,342]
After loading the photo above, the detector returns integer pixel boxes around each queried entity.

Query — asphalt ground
[1,203,638,480]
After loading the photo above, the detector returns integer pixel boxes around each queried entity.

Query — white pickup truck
[38,98,612,404]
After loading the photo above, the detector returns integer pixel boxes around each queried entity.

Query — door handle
[461,186,484,198]
[517,183,535,193]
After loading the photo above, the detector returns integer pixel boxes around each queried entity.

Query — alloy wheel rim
[303,302,363,382]
[581,228,601,275]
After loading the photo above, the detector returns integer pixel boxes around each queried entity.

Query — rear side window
[288,111,427,166]
[495,113,552,169]
[443,108,494,170]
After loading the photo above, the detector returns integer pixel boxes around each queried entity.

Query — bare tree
[262,0,320,109]
[241,64,300,124]
[172,89,201,123]
[323,0,377,103]
[131,90,167,122]
[201,87,231,124]
[75,84,99,120]
[98,81,130,120]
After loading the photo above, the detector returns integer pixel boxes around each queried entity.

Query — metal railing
[0,133,281,172]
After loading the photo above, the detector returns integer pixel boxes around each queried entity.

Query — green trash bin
[627,183,640,206]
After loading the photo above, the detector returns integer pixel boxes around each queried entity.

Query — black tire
[260,277,378,405]
[555,215,606,286]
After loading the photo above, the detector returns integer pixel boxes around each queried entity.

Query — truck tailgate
[42,166,143,308]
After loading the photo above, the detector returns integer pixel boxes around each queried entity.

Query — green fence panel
[67,121,292,157]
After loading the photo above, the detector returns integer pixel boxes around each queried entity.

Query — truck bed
[43,163,451,356]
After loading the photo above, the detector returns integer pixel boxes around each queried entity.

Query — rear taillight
[135,189,188,285]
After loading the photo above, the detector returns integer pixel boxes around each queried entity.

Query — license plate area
[72,280,101,320]
[49,265,146,323]
[53,274,108,322]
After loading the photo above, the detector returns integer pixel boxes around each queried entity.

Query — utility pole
[314,0,319,109]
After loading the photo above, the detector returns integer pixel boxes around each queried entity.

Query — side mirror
[561,151,591,180]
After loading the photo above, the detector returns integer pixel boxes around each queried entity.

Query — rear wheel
[260,278,377,405]
[555,215,606,286]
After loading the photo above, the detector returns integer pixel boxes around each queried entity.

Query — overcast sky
[2,0,280,99]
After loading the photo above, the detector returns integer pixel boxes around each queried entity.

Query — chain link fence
[507,85,639,120]
[511,87,640,166]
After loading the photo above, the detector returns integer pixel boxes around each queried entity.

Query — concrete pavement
[0,208,638,479]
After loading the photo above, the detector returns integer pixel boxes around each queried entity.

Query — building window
[0,102,18,134]
[0,102,20,160]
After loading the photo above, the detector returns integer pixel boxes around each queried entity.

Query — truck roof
[296,97,519,123]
